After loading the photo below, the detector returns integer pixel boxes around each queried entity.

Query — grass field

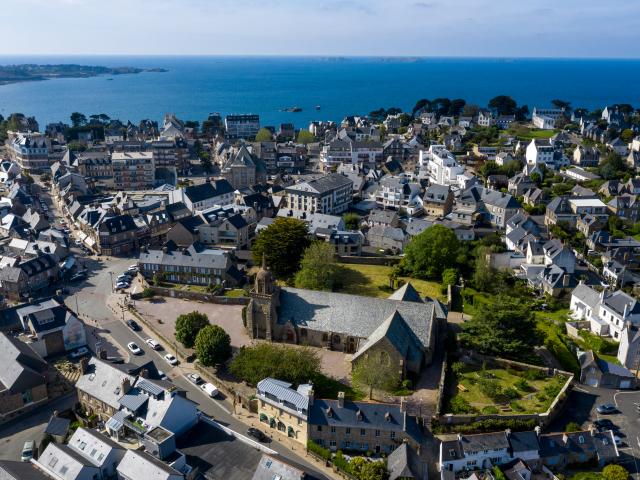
[337,263,445,300]
[450,363,568,415]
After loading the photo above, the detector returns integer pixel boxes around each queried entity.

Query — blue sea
[0,56,639,129]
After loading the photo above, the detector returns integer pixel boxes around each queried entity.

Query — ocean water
[0,56,639,129]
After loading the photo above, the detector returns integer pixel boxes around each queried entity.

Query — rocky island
[0,64,167,85]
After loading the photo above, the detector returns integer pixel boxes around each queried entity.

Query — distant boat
[107,78,114,81]
[281,106,302,113]
[315,105,321,110]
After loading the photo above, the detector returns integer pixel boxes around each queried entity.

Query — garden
[445,360,570,415]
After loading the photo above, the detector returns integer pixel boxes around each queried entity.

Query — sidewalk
[233,408,340,480]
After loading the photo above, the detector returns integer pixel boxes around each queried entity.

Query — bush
[565,421,582,432]
[449,395,476,414]
[482,406,499,414]
[523,369,546,381]
[431,418,538,434]
[451,361,466,377]
[603,465,629,480]
[514,378,531,391]
[307,440,331,460]
[503,387,520,400]
[230,343,321,386]
[478,378,503,400]
[141,287,155,299]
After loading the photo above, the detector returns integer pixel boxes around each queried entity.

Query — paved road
[0,394,77,462]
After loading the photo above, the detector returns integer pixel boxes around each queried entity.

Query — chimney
[337,391,345,409]
[563,274,570,287]
[505,428,512,437]
[98,348,107,360]
[562,433,569,445]
[589,424,597,437]
[140,368,149,379]
[120,378,131,395]
[624,303,629,319]
[79,357,89,374]
[400,396,407,413]
[534,426,541,436]
[307,386,314,406]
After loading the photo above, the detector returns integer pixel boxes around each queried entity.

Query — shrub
[565,421,582,432]
[449,395,475,414]
[307,440,331,460]
[503,387,520,400]
[514,378,532,392]
[510,401,524,412]
[141,287,155,299]
[451,361,466,377]
[478,378,503,400]
[482,406,499,414]
[603,464,629,480]
[523,369,546,381]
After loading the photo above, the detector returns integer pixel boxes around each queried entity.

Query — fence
[131,286,249,305]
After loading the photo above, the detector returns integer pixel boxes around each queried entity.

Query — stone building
[246,261,445,374]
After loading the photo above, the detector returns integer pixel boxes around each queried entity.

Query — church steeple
[255,254,275,295]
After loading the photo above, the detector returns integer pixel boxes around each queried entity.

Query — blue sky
[1,0,639,57]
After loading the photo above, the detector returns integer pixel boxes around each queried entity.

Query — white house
[419,145,465,187]
[116,450,184,480]
[570,283,640,339]
[67,428,126,479]
[36,442,102,480]
[525,139,555,169]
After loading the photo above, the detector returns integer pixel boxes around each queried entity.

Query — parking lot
[549,385,640,476]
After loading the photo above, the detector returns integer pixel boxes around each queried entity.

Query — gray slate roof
[278,287,435,348]
[256,378,309,414]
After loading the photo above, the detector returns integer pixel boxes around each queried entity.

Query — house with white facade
[570,283,640,339]
[419,145,465,187]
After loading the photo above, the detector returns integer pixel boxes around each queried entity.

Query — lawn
[569,472,603,480]
[449,363,569,415]
[508,127,558,140]
[534,308,570,323]
[337,263,445,300]
[224,288,246,298]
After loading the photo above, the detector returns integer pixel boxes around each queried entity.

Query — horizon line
[1,53,640,61]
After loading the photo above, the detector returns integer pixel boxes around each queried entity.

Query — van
[200,382,219,398]
[21,441,35,462]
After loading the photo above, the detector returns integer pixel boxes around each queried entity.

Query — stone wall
[566,321,591,340]
[434,350,574,428]
[132,286,249,305]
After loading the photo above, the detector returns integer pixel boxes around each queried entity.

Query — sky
[0,0,639,58]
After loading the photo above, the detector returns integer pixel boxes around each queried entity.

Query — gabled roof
[256,377,310,413]
[0,333,48,394]
[387,283,423,303]
[117,446,182,479]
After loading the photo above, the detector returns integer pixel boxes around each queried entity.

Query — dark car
[594,419,616,430]
[596,403,617,414]
[126,319,140,331]
[247,428,268,442]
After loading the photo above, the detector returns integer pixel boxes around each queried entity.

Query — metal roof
[257,378,309,413]
[136,378,165,397]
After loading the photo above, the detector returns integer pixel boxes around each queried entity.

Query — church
[245,259,447,376]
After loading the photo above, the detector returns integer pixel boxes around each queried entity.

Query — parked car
[247,428,268,442]
[21,441,35,462]
[74,239,83,246]
[187,373,202,385]
[126,319,140,331]
[127,342,142,355]
[594,419,616,430]
[69,346,90,360]
[128,264,139,272]
[596,403,617,414]
[145,338,160,350]
[200,382,219,398]
[115,281,130,290]
[164,353,178,366]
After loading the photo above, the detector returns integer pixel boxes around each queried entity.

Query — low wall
[132,286,249,305]
[566,321,591,340]
[434,350,574,428]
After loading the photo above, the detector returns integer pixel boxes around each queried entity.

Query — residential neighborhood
[1,97,640,480]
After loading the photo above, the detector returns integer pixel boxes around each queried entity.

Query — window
[22,390,33,405]
[317,426,322,432]
[375,430,380,437]
[330,440,337,448]
[331,427,336,433]
[390,431,395,439]
[360,429,366,436]
[346,428,351,436]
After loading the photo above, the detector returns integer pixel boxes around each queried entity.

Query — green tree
[252,217,310,279]
[402,225,460,279]
[230,343,320,386]
[473,246,497,292]
[564,421,582,432]
[199,150,213,173]
[441,268,458,289]
[459,295,540,358]
[620,128,635,143]
[352,352,400,400]
[343,212,360,230]
[297,129,316,144]
[255,128,273,141]
[603,465,629,480]
[175,311,210,348]
[70,112,87,128]
[295,242,339,291]
[194,325,232,366]
[488,95,517,115]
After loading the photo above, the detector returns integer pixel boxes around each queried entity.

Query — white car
[127,342,142,355]
[200,382,219,398]
[187,373,202,385]
[164,353,178,366]
[128,264,139,272]
[115,281,130,290]
[145,338,160,350]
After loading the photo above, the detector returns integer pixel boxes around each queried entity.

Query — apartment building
[225,114,261,139]
[285,173,353,215]
[112,151,155,190]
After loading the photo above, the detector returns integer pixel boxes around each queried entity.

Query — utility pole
[109,271,114,293]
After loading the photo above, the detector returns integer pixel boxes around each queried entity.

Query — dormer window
[356,409,363,421]
[326,407,333,418]
[578,435,585,444]
[385,412,391,422]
